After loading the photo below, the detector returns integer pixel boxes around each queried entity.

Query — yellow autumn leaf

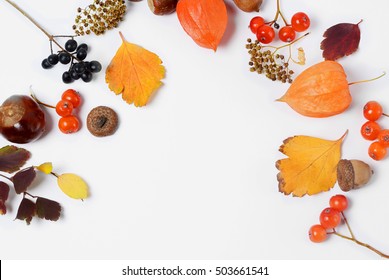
[105,32,165,107]
[276,131,347,197]
[36,162,53,174]
[57,173,88,200]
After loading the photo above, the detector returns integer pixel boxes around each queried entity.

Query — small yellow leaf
[105,32,165,107]
[297,47,306,65]
[276,131,347,197]
[36,162,53,174]
[57,173,88,200]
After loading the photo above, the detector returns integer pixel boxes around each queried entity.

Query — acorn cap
[337,159,373,192]
[337,159,354,191]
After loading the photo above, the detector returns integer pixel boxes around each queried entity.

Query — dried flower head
[74,0,127,36]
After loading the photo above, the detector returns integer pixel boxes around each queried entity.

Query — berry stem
[3,0,79,60]
[348,72,386,86]
[270,32,309,55]
[341,211,355,239]
[30,93,55,109]
[332,230,389,259]
[271,0,289,26]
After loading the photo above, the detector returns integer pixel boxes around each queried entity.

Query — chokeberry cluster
[41,37,102,84]
[360,101,389,161]
[309,194,389,258]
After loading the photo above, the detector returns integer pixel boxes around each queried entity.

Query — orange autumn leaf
[176,0,228,51]
[276,131,347,197]
[105,32,165,107]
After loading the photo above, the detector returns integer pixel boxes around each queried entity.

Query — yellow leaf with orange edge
[276,131,347,197]
[36,162,53,174]
[105,32,165,107]
[57,173,88,200]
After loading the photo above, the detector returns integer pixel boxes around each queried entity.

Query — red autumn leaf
[12,166,36,194]
[176,0,228,51]
[0,182,10,201]
[0,145,31,173]
[15,197,36,225]
[320,20,362,61]
[36,197,61,222]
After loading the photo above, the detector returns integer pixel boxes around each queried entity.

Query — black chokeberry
[41,58,53,69]
[65,39,78,52]
[70,70,80,80]
[47,54,59,65]
[77,43,88,52]
[89,61,102,73]
[59,52,71,64]
[274,22,280,29]
[73,62,86,74]
[62,71,73,84]
[81,71,93,83]
[76,48,88,60]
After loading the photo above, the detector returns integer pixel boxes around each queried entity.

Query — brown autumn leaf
[321,20,362,61]
[36,197,61,222]
[12,166,36,194]
[105,32,165,107]
[15,197,36,225]
[176,0,228,51]
[0,145,31,174]
[276,131,347,197]
[0,182,10,202]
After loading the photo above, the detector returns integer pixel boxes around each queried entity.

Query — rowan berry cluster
[360,101,389,160]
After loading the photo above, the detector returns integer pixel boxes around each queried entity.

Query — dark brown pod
[0,95,45,144]
[233,0,263,12]
[87,106,118,137]
[147,0,178,15]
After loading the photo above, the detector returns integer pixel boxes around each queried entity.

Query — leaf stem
[24,192,37,199]
[0,173,12,182]
[348,72,386,86]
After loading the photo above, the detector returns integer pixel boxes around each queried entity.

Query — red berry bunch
[31,89,82,135]
[360,101,389,161]
[56,89,82,134]
[309,194,347,243]
[249,11,310,44]
[308,194,389,258]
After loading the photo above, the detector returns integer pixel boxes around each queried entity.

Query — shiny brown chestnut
[0,95,46,144]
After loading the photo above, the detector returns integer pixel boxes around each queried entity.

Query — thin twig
[332,230,389,259]
[3,0,79,60]
[342,212,355,239]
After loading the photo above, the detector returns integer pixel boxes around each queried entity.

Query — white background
[1,0,389,260]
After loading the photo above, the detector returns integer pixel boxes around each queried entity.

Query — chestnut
[0,95,46,144]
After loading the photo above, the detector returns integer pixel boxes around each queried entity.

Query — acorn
[147,0,178,15]
[233,0,263,13]
[337,159,373,191]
